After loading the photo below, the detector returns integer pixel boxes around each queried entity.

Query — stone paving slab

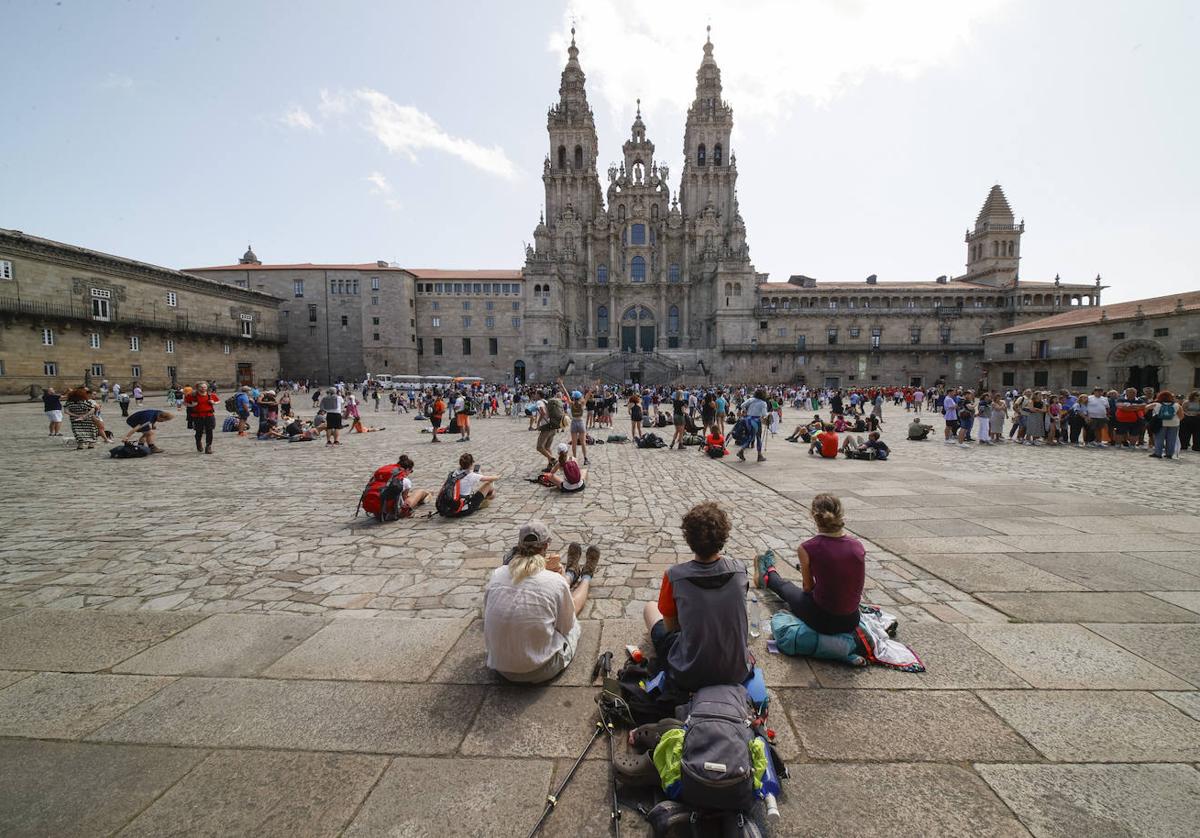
[460,686,606,758]
[0,670,33,689]
[1086,624,1200,688]
[0,672,175,740]
[979,690,1200,762]
[1150,591,1200,614]
[429,618,603,686]
[113,613,329,677]
[118,750,389,838]
[1011,551,1200,592]
[977,592,1200,623]
[977,763,1200,838]
[342,757,553,838]
[779,688,1038,762]
[0,739,206,838]
[962,624,1191,690]
[0,610,202,672]
[263,616,469,681]
[901,552,1085,593]
[992,533,1196,553]
[1156,691,1200,721]
[89,677,484,755]
[773,763,1032,837]
[1127,551,1200,574]
[539,758,625,838]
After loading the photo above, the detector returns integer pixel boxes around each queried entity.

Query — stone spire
[975,184,1015,230]
[557,26,589,110]
[694,25,724,102]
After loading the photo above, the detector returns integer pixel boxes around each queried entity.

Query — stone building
[0,229,282,396]
[410,270,525,380]
[981,291,1200,393]
[518,31,1104,387]
[186,249,418,384]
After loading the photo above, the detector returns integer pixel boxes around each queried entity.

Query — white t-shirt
[484,566,576,674]
[1085,398,1108,419]
[454,396,465,413]
[456,470,482,497]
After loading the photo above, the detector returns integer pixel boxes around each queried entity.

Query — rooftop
[757,277,1095,293]
[186,262,411,272]
[987,289,1200,336]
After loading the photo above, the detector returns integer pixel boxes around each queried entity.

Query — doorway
[909,376,923,387]
[237,363,254,387]
[621,306,656,353]
[513,360,526,385]
[1126,365,1159,392]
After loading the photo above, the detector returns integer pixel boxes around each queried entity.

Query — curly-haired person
[642,502,752,691]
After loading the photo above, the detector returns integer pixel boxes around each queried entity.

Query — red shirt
[186,392,219,417]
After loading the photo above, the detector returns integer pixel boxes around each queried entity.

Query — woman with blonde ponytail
[752,493,866,635]
[483,520,602,683]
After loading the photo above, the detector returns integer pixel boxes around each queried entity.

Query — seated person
[907,417,934,440]
[755,493,865,635]
[351,416,385,433]
[832,415,848,433]
[312,410,328,434]
[642,502,751,691]
[484,520,600,683]
[122,408,173,452]
[785,415,823,443]
[391,454,431,515]
[440,453,498,517]
[257,418,285,439]
[850,416,868,433]
[841,431,889,460]
[542,443,587,492]
[808,424,840,458]
[866,414,882,433]
[703,425,726,458]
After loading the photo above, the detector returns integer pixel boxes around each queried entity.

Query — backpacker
[461,396,476,416]
[541,397,564,431]
[222,416,239,433]
[109,442,151,459]
[357,464,411,522]
[435,470,467,517]
[320,393,340,413]
[730,418,752,447]
[1158,402,1176,422]
[224,396,237,413]
[669,685,758,811]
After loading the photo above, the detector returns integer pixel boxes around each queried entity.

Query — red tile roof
[185,262,411,272]
[987,290,1200,336]
[405,269,522,280]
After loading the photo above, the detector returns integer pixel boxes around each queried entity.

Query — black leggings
[765,570,860,635]
[193,415,215,449]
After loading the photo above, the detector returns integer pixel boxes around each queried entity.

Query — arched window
[669,263,681,283]
[725,282,733,296]
[734,283,742,296]
[631,256,646,282]
[596,264,608,284]
[992,241,1000,257]
[574,145,583,169]
[714,143,722,165]
[533,284,542,296]
[597,305,609,334]
[669,305,680,333]
[697,144,706,166]
[541,284,550,299]
[631,223,646,245]
[557,146,566,169]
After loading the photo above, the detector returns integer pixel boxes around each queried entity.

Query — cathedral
[516,29,1104,388]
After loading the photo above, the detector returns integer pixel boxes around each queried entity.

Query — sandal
[611,750,661,787]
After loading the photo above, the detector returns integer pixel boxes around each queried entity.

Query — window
[828,300,837,310]
[241,318,253,338]
[453,282,462,294]
[1112,331,1125,340]
[166,291,177,307]
[294,280,304,297]
[849,327,860,338]
[827,328,838,345]
[371,277,380,291]
[489,337,498,355]
[373,332,380,341]
[512,317,521,328]
[697,143,706,166]
[714,143,723,165]
[1154,327,1169,337]
[939,327,951,344]
[1070,369,1089,387]
[223,343,230,355]
[909,327,921,345]
[597,264,608,284]
[512,301,520,310]
[91,288,111,321]
[597,305,609,341]
[331,279,339,294]
[165,339,175,354]
[1002,372,1015,386]
[462,316,471,328]
[431,316,441,328]
[0,260,12,279]
[351,279,359,295]
[631,224,646,245]
[434,282,443,294]
[308,304,317,323]
[669,263,680,283]
[669,305,680,334]
[282,310,289,318]
[235,279,248,289]
[129,336,140,351]
[486,301,494,311]
[44,361,58,376]
[92,365,106,378]
[340,315,349,329]
[1074,335,1088,349]
[1034,370,1049,387]
[485,316,495,329]
[870,328,881,349]
[130,364,140,378]
[1033,339,1049,359]
[462,337,471,355]
[432,301,440,310]
[796,335,806,350]
[473,283,482,295]
[433,338,443,355]
[0,360,6,375]
[89,332,101,349]
[371,296,378,306]
[1004,342,1014,355]
[631,256,646,282]
[462,300,471,310]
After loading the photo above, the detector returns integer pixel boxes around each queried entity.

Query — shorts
[673,414,685,427]
[650,619,680,665]
[465,491,486,513]
[1117,421,1140,435]
[958,418,974,433]
[45,410,63,423]
[237,409,250,420]
[430,416,442,430]
[326,412,343,430]
[498,621,581,684]
[945,419,960,432]
[537,428,557,452]
[561,480,585,493]
[570,418,586,435]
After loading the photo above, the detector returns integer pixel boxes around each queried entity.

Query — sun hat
[556,442,569,454]
[518,520,552,546]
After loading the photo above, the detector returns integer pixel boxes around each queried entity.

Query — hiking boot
[580,545,601,580]
[148,445,163,454]
[564,543,582,579]
[737,449,746,461]
[754,549,777,588]
[204,446,212,454]
[757,454,766,462]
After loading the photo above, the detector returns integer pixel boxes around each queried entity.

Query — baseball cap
[556,442,569,454]
[518,520,552,546]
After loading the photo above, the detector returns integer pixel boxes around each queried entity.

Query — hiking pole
[525,720,605,838]
[602,708,622,837]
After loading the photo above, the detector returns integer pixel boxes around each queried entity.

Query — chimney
[376,261,388,268]
[865,274,877,285]
[935,276,948,284]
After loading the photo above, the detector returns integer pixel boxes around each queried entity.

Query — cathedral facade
[516,31,1105,388]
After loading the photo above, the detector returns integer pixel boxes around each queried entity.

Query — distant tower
[543,27,603,224]
[679,27,736,221]
[964,185,1022,287]
[238,244,261,265]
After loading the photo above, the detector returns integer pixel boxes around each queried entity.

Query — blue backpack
[730,418,753,446]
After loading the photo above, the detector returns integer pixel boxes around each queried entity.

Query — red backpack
[357,464,409,522]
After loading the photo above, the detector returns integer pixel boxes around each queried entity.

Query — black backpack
[109,442,151,459]
[639,432,666,449]
[435,470,466,517]
[224,396,237,413]
[675,685,757,812]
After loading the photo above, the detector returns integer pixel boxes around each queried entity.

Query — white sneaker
[944,439,956,445]
[959,443,971,448]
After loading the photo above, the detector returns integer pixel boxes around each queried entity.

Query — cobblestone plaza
[1,401,1199,836]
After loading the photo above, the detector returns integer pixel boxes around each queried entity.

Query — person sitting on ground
[390,454,431,515]
[808,423,840,458]
[283,417,319,441]
[121,408,173,452]
[907,417,934,440]
[642,502,751,691]
[439,452,498,517]
[832,414,848,433]
[755,493,865,635]
[703,424,727,458]
[849,415,868,433]
[785,414,823,443]
[842,430,890,460]
[257,418,286,440]
[542,442,587,492]
[350,415,385,433]
[484,521,600,683]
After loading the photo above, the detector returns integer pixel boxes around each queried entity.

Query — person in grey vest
[642,502,751,691]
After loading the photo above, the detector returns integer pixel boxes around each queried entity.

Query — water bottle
[755,735,782,819]
[748,594,762,638]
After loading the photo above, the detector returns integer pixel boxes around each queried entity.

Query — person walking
[132,383,143,406]
[185,381,220,454]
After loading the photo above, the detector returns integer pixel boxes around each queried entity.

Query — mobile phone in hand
[473,464,480,472]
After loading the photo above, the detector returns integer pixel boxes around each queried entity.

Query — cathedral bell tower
[543,27,603,225]
[680,27,736,222]
[964,184,1023,288]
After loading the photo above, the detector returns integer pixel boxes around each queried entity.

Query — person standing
[668,389,687,450]
[1148,390,1182,460]
[185,381,220,454]
[132,383,143,406]
[42,387,63,436]
[429,392,445,443]
[1180,390,1200,454]
[320,388,345,445]
[99,380,109,403]
[738,388,770,462]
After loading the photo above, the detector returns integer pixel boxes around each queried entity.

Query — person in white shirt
[1084,388,1109,447]
[319,390,346,445]
[484,520,601,683]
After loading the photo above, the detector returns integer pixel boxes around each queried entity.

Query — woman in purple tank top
[754,493,866,635]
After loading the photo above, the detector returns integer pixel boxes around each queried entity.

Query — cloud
[354,89,518,181]
[365,171,402,210]
[281,105,317,131]
[554,0,1013,122]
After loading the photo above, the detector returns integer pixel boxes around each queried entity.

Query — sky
[3,0,1198,303]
